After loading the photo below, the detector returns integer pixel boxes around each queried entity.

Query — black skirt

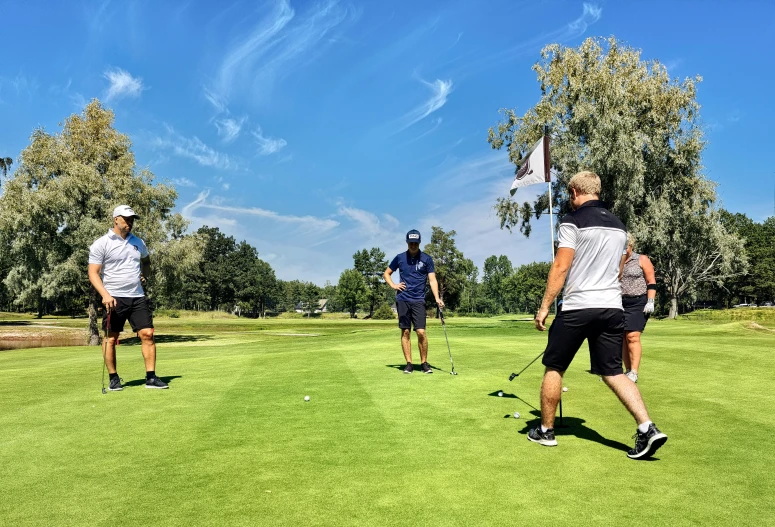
[622,295,649,332]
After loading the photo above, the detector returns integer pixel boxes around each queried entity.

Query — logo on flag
[509,135,551,196]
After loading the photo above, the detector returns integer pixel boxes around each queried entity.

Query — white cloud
[152,125,235,169]
[383,213,400,228]
[172,177,197,188]
[104,68,144,101]
[215,117,247,143]
[253,127,288,155]
[396,79,453,132]
[211,0,357,104]
[222,183,230,190]
[567,3,602,35]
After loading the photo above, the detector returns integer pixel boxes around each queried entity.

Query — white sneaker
[626,370,639,383]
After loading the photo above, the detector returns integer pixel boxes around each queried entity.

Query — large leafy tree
[336,269,366,318]
[482,255,513,313]
[0,157,12,176]
[353,247,388,317]
[503,262,552,314]
[422,227,469,310]
[488,36,746,317]
[0,100,183,341]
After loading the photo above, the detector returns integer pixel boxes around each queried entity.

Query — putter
[508,351,544,381]
[101,310,110,394]
[438,307,457,375]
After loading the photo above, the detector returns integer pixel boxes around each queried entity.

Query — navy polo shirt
[389,251,435,303]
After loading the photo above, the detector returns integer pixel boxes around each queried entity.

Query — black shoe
[403,363,413,374]
[627,423,668,459]
[421,362,433,374]
[527,426,557,446]
[108,377,124,391]
[145,376,169,389]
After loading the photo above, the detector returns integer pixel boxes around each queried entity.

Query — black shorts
[103,296,154,334]
[622,295,649,332]
[397,301,426,331]
[542,308,624,376]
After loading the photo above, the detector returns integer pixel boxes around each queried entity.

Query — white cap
[112,205,140,219]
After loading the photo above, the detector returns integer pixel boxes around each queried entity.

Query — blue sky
[1,0,773,284]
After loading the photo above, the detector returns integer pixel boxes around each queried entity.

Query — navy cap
[406,229,421,244]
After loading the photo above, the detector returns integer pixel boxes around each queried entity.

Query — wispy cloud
[172,177,197,188]
[203,87,228,113]
[215,117,247,143]
[253,127,288,156]
[151,125,235,169]
[211,0,358,105]
[406,117,443,143]
[395,79,453,133]
[567,3,602,36]
[0,74,38,104]
[183,190,340,231]
[104,68,145,101]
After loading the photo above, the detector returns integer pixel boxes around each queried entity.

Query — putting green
[1,315,772,526]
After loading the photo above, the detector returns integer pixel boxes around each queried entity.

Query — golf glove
[643,299,655,314]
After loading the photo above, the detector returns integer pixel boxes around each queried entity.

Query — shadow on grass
[386,363,449,374]
[117,334,214,346]
[516,409,636,453]
[123,375,182,387]
[488,390,540,411]
[0,321,32,326]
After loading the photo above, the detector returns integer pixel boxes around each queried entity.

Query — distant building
[295,299,328,313]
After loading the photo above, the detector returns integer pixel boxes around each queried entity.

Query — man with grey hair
[88,205,168,391]
[529,171,667,459]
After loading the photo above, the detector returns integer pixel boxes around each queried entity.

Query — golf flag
[509,134,551,196]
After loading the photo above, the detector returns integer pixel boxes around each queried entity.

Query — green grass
[1,315,773,526]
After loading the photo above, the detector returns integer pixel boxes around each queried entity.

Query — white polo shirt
[88,230,149,298]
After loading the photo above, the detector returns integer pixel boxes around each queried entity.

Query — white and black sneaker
[527,426,558,447]
[627,423,667,459]
[403,363,413,374]
[145,376,169,389]
[108,377,124,391]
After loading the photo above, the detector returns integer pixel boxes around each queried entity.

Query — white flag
[509,135,550,196]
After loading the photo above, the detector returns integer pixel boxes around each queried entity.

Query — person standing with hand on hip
[384,230,444,374]
[620,233,657,383]
[87,205,168,391]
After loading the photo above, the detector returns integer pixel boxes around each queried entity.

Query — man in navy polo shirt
[383,230,444,374]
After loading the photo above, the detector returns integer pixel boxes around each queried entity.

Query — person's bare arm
[428,272,444,309]
[384,267,406,292]
[619,253,628,281]
[88,263,116,311]
[535,248,574,331]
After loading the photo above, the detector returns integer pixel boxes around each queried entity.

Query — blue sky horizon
[1,0,773,285]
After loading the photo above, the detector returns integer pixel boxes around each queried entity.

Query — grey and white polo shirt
[557,200,627,311]
[88,230,149,298]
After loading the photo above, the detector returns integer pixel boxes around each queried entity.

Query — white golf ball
[513,412,520,419]
[304,396,310,401]
[498,391,503,397]
[562,387,568,392]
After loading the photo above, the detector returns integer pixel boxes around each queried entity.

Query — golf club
[438,307,457,375]
[508,351,544,381]
[101,309,110,394]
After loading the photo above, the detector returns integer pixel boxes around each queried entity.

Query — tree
[301,282,321,318]
[353,247,388,317]
[488,36,746,317]
[0,157,12,176]
[503,262,551,314]
[422,227,468,310]
[482,255,513,313]
[0,100,181,342]
[197,226,238,311]
[336,269,366,318]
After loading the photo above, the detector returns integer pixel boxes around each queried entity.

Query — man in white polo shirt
[88,205,168,390]
[528,171,666,459]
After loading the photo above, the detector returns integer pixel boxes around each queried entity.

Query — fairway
[1,315,773,526]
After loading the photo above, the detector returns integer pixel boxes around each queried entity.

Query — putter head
[450,371,457,375]
[508,373,517,381]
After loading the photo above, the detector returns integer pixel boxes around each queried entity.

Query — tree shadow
[117,334,214,346]
[123,375,183,387]
[516,410,642,454]
[0,321,32,326]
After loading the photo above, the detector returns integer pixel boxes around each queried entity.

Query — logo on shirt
[416,261,424,271]
[131,245,140,252]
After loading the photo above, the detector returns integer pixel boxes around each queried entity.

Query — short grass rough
[1,314,773,526]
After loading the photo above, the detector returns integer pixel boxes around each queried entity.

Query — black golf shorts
[103,296,154,334]
[622,295,649,332]
[397,301,426,331]
[542,308,624,376]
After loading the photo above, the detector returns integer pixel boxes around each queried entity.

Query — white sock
[541,424,550,433]
[638,421,652,433]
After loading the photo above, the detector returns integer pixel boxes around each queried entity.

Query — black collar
[577,199,607,209]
